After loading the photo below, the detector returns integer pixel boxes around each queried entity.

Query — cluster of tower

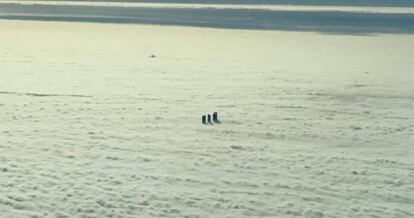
[202,112,219,124]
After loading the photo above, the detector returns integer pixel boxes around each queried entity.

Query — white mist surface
[0,20,414,217]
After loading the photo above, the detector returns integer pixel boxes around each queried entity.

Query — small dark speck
[230,145,243,150]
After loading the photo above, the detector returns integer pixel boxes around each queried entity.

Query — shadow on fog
[1,3,414,35]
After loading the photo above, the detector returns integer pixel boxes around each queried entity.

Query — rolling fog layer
[1,20,414,218]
